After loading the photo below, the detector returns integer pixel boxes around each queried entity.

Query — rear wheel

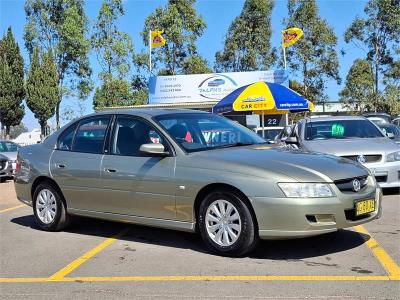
[33,183,70,231]
[198,189,258,257]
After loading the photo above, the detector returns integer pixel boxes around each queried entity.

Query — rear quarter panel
[14,144,54,205]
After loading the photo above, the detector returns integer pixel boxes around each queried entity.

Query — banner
[282,27,303,48]
[148,70,288,104]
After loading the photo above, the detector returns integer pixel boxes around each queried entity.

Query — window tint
[0,141,18,152]
[57,123,78,150]
[111,117,165,157]
[72,116,110,154]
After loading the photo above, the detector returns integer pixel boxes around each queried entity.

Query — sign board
[148,70,288,104]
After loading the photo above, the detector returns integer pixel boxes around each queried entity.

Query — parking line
[48,227,130,280]
[0,204,25,214]
[354,225,400,277]
[0,275,398,283]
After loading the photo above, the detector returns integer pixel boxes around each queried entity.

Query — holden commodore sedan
[14,109,382,256]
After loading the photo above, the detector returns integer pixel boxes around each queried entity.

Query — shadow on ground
[11,214,369,260]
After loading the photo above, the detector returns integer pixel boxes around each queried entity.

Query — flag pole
[282,46,287,70]
[149,30,152,74]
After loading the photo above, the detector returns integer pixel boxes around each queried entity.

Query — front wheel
[33,183,70,231]
[198,189,258,257]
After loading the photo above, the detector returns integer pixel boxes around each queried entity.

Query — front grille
[335,176,368,192]
[345,209,373,221]
[341,154,382,163]
[375,175,387,183]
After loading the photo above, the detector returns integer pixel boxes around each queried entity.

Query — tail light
[16,153,21,173]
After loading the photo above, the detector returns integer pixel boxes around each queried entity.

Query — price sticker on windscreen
[331,124,345,137]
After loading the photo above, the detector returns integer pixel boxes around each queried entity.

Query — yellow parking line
[0,275,398,283]
[354,225,400,277]
[48,227,130,280]
[0,204,25,214]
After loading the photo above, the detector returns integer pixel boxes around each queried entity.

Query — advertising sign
[148,70,288,104]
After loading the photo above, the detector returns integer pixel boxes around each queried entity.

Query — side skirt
[68,208,196,233]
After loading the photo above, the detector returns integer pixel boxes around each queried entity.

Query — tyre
[33,182,70,231]
[0,177,5,183]
[198,189,258,257]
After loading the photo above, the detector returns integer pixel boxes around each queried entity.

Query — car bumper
[251,185,382,240]
[365,161,400,188]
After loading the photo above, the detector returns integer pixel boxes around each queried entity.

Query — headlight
[387,151,400,162]
[278,183,335,198]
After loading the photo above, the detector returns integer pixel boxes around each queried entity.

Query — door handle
[105,168,117,173]
[56,163,66,169]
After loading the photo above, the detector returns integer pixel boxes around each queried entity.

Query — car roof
[96,108,209,117]
[305,115,367,122]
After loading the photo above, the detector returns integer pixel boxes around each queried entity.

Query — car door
[99,115,176,220]
[50,115,111,211]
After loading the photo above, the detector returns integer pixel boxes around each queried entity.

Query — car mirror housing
[285,136,298,144]
[140,143,170,156]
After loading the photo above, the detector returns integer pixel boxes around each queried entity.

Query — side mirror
[285,136,298,144]
[386,132,395,139]
[140,143,170,156]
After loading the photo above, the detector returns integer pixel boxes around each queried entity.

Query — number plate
[355,199,375,216]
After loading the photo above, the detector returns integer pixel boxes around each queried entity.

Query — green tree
[344,0,400,95]
[141,0,210,75]
[24,0,92,129]
[215,0,276,72]
[284,0,341,103]
[339,59,376,113]
[26,48,59,137]
[93,79,133,109]
[0,27,25,139]
[380,84,400,116]
[92,0,134,81]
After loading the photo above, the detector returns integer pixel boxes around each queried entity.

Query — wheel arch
[193,183,259,231]
[31,176,66,207]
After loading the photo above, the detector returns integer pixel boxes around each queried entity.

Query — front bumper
[251,183,382,240]
[365,161,400,188]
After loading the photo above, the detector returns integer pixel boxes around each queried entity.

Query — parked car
[377,123,400,144]
[0,153,13,183]
[15,110,382,256]
[364,113,392,124]
[253,126,284,143]
[0,139,19,181]
[284,116,400,189]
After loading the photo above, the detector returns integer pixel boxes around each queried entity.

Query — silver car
[285,116,400,189]
[0,140,18,182]
[15,110,381,256]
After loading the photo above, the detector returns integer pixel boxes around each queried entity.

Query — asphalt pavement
[0,181,399,299]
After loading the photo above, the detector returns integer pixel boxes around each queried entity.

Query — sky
[0,0,369,131]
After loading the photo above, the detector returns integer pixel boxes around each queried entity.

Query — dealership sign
[148,70,288,104]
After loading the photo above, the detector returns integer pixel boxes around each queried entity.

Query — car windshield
[379,125,400,136]
[0,141,18,152]
[256,129,282,140]
[305,120,385,140]
[155,113,265,152]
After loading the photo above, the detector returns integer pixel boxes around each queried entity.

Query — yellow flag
[150,30,166,48]
[282,28,303,48]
